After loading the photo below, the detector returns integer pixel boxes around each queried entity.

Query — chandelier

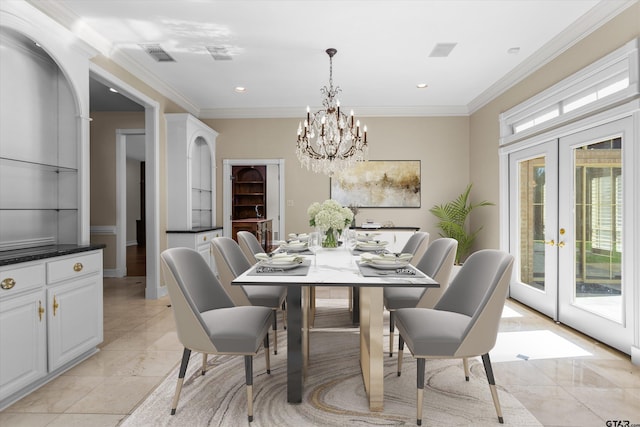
[296,48,368,176]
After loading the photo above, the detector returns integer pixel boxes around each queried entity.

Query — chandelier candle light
[296,48,368,176]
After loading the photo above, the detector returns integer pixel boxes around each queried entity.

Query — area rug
[121,300,541,426]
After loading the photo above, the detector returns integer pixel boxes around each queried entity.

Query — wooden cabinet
[232,219,272,252]
[232,165,267,220]
[0,249,103,410]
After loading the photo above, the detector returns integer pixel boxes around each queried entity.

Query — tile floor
[1,277,638,426]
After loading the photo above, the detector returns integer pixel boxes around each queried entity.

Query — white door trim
[90,63,165,299]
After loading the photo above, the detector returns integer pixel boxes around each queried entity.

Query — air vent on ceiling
[140,44,176,62]
[206,46,232,60]
[429,42,457,58]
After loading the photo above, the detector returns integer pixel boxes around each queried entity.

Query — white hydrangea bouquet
[307,199,354,248]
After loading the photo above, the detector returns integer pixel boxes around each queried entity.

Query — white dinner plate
[367,260,410,269]
[356,241,388,251]
[280,243,308,252]
[357,232,380,242]
[259,259,304,269]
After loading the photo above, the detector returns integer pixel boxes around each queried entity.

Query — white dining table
[232,247,439,411]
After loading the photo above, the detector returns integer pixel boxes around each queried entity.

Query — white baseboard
[126,240,139,246]
[103,268,126,278]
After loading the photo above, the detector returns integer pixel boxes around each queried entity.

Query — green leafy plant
[429,184,494,264]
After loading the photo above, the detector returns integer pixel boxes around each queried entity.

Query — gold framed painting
[330,160,421,208]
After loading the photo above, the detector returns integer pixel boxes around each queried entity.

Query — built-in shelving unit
[232,165,267,220]
[166,113,218,231]
[0,27,81,252]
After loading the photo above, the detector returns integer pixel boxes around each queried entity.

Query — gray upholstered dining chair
[160,247,273,422]
[400,231,430,264]
[237,230,265,264]
[393,249,514,425]
[384,237,458,356]
[211,236,287,355]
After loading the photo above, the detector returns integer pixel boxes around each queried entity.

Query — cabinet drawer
[47,252,102,284]
[0,264,45,298]
[196,232,215,245]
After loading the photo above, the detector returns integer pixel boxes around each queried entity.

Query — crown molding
[467,0,638,114]
[25,0,199,116]
[109,50,200,115]
[199,105,469,119]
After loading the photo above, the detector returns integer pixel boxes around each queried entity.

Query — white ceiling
[29,0,635,118]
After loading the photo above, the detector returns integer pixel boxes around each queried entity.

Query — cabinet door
[47,275,103,371]
[0,289,47,401]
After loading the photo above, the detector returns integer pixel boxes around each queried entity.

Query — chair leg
[263,334,271,374]
[309,286,316,328]
[282,301,287,330]
[272,309,278,355]
[201,353,207,375]
[389,310,395,357]
[397,335,404,376]
[416,358,425,426]
[245,355,254,422]
[463,357,470,381]
[481,353,504,424]
[171,348,191,415]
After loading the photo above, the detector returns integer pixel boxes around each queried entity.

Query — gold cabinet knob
[1,278,16,290]
[38,301,45,321]
[53,296,59,316]
[73,262,83,272]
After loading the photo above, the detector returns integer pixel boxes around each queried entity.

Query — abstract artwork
[330,160,421,208]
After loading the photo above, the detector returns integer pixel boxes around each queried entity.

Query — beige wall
[469,2,640,251]
[205,116,471,237]
[89,112,145,268]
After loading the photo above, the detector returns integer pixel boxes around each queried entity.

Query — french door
[509,117,633,354]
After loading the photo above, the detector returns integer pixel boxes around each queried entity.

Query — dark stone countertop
[0,244,106,267]
[166,226,223,234]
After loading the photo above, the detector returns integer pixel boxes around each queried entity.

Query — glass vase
[322,228,339,248]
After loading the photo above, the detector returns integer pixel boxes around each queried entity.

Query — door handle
[545,239,555,246]
[557,241,565,248]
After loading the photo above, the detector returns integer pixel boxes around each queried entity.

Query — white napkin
[357,240,388,248]
[288,233,309,241]
[360,252,412,263]
[282,240,307,248]
[255,253,303,264]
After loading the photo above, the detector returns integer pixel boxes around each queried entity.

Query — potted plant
[429,184,494,264]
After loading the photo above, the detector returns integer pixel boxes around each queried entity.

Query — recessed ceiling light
[507,47,520,55]
[416,83,428,89]
[234,86,246,93]
[109,87,119,93]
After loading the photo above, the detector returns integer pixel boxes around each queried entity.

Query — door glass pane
[573,137,622,322]
[519,156,546,291]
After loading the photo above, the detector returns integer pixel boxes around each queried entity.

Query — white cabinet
[0,249,103,410]
[46,252,103,371]
[166,113,218,231]
[167,229,222,274]
[0,288,47,402]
